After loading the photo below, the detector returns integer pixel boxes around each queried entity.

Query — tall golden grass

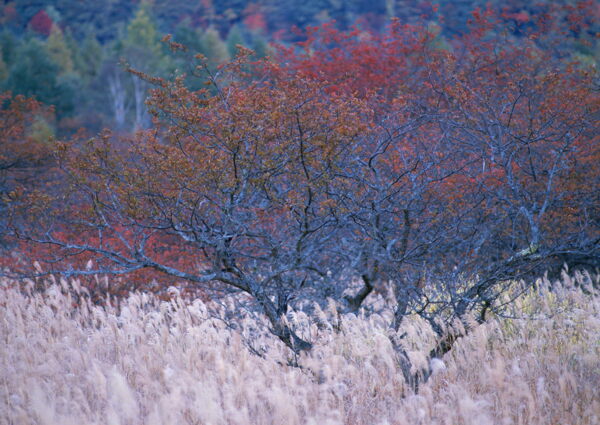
[1,272,599,425]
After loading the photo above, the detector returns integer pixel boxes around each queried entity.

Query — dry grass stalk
[1,273,599,424]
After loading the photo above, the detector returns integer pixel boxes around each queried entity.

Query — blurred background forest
[1,0,598,138]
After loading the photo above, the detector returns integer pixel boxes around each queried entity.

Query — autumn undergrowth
[1,272,599,425]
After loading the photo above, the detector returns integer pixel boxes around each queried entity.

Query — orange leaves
[0,93,49,161]
[5,6,599,303]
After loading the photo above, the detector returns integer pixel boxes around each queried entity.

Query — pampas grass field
[1,273,599,425]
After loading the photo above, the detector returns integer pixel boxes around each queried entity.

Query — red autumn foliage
[243,4,267,33]
[1,3,17,24]
[5,7,599,332]
[29,10,53,37]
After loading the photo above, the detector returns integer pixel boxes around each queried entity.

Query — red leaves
[5,6,599,302]
[29,10,53,37]
[243,3,267,33]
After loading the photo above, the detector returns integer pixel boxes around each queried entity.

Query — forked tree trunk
[253,289,313,353]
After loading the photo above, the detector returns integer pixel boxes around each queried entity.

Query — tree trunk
[132,76,148,130]
[253,289,313,353]
[108,72,126,128]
